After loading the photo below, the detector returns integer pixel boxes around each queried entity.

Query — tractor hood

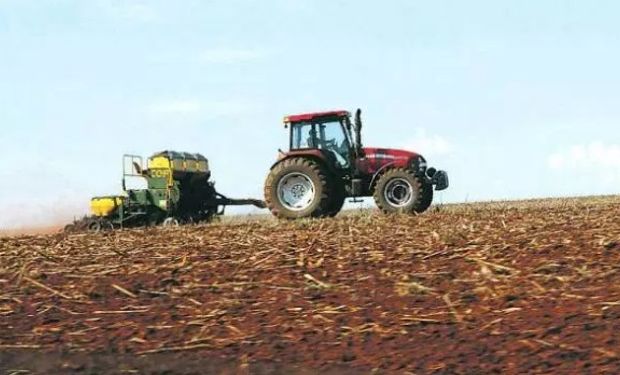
[358,147,424,175]
[362,147,421,161]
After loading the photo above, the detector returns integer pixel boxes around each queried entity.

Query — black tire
[326,182,346,217]
[87,219,102,233]
[264,158,332,219]
[373,168,429,214]
[101,220,115,231]
[87,219,114,232]
[417,182,434,213]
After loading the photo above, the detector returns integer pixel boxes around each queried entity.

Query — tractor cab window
[290,120,351,168]
[291,122,315,149]
[317,121,351,168]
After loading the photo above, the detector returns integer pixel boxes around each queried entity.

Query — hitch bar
[212,193,266,209]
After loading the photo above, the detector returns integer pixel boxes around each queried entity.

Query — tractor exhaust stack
[354,108,363,154]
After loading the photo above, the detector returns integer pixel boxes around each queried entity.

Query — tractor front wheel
[373,168,429,214]
[326,182,346,217]
[418,182,434,213]
[264,158,332,219]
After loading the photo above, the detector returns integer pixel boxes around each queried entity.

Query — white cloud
[402,129,453,157]
[146,98,263,118]
[146,48,267,65]
[547,142,620,170]
[97,0,158,22]
[547,142,620,187]
[275,0,314,13]
[198,48,265,64]
[148,99,202,115]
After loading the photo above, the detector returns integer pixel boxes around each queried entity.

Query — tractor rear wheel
[264,158,332,219]
[373,168,428,214]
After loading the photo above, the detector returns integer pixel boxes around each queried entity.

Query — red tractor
[264,109,449,219]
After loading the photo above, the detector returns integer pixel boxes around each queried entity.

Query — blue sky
[1,0,619,228]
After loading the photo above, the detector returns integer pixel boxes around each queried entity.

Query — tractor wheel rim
[101,221,114,231]
[277,172,316,211]
[163,217,180,227]
[384,178,414,208]
[88,220,102,232]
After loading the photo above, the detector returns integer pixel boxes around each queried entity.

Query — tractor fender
[270,151,338,175]
[270,157,290,170]
[368,161,397,191]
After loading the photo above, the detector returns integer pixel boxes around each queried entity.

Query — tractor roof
[283,110,350,123]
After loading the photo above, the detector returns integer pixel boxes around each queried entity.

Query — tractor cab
[284,110,363,170]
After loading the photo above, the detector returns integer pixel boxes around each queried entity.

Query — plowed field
[2,196,620,374]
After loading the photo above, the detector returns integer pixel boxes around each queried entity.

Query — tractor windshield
[290,119,351,168]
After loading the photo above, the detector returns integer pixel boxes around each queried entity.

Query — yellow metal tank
[90,196,124,217]
[147,151,209,178]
